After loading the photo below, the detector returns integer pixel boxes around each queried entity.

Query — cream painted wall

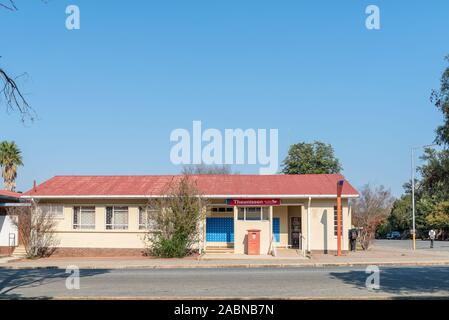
[306,199,350,252]
[50,203,148,249]
[234,220,270,254]
[56,231,146,248]
[39,198,352,252]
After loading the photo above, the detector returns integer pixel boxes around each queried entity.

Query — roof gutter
[0,196,21,202]
[0,202,31,207]
[21,194,360,199]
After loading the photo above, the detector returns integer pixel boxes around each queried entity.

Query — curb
[3,294,449,300]
[49,295,449,300]
[2,260,449,270]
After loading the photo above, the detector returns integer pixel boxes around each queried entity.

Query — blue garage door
[272,218,280,243]
[206,218,234,242]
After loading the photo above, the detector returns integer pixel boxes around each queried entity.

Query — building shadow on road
[0,268,110,300]
[329,267,449,296]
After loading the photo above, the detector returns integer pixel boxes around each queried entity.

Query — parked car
[386,231,401,240]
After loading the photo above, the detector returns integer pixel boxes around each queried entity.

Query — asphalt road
[374,239,449,252]
[1,266,449,299]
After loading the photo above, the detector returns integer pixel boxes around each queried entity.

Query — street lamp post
[411,147,416,251]
[411,144,437,251]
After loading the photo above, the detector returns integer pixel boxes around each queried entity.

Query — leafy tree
[418,148,449,201]
[388,195,412,232]
[430,55,449,146]
[281,141,342,174]
[381,55,449,238]
[425,202,449,240]
[0,141,23,191]
[415,195,435,234]
[384,181,434,237]
[375,221,390,238]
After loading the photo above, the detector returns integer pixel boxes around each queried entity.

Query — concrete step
[12,246,27,257]
[205,246,234,254]
[205,250,234,254]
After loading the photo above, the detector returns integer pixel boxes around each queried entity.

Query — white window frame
[73,206,96,230]
[39,204,64,219]
[139,206,157,230]
[237,207,269,221]
[106,206,129,230]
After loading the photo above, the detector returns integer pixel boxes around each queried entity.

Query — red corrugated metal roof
[0,190,22,199]
[22,174,359,198]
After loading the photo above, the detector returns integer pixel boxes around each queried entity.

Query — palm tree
[0,141,23,191]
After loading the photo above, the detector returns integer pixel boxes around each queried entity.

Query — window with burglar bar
[209,207,234,213]
[40,204,64,218]
[106,206,129,230]
[139,207,157,230]
[333,205,343,236]
[73,206,95,230]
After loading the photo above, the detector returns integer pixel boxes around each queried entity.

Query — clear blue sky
[1,0,448,196]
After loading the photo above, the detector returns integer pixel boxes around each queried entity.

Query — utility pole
[411,147,416,251]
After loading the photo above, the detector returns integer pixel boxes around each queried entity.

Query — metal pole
[233,205,238,254]
[410,144,437,251]
[337,195,342,256]
[337,180,344,256]
[307,197,311,253]
[269,206,273,254]
[411,147,416,251]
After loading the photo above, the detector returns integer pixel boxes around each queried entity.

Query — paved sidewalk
[200,251,308,260]
[2,242,449,270]
[0,256,22,264]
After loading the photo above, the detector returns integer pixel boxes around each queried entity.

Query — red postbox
[247,229,261,255]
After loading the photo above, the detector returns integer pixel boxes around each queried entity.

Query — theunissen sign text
[226,199,281,206]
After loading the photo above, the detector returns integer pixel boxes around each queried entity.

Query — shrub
[143,175,207,258]
[150,232,190,258]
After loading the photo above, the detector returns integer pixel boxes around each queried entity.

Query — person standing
[429,229,436,249]
[349,228,358,252]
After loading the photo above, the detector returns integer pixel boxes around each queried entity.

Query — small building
[0,190,22,255]
[21,174,359,257]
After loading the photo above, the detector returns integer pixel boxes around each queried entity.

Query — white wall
[302,199,350,252]
[234,220,271,254]
[0,215,18,247]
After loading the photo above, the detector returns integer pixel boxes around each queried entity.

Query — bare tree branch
[352,184,395,250]
[0,0,48,11]
[0,66,35,122]
[7,200,59,258]
[0,0,18,11]
[0,1,48,122]
[182,164,235,175]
